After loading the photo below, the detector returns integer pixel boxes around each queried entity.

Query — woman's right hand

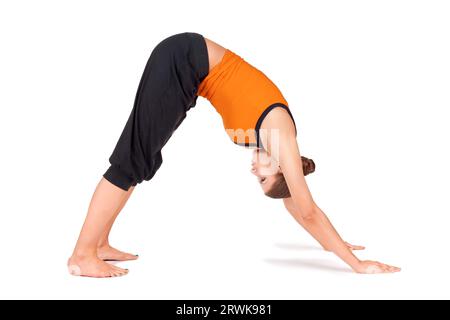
[353,260,401,274]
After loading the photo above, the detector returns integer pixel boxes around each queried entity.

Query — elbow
[299,205,318,221]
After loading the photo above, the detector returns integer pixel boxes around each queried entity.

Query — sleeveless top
[197,49,296,148]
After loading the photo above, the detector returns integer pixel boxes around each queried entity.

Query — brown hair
[264,156,315,199]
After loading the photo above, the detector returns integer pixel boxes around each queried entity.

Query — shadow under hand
[264,258,351,273]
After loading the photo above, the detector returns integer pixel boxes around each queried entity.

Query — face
[250,148,281,193]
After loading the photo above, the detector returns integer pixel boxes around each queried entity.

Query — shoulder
[260,107,296,136]
[259,107,297,155]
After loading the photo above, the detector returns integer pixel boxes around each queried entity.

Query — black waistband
[185,32,210,83]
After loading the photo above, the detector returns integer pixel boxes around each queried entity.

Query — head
[250,148,315,199]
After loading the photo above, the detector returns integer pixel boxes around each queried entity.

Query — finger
[388,265,401,272]
[383,264,400,273]
[376,263,390,273]
[382,263,392,270]
[346,242,365,250]
[376,264,387,271]
[387,267,396,273]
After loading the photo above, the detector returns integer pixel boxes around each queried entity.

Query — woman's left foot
[97,245,139,261]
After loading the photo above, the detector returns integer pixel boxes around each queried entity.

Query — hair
[264,156,315,199]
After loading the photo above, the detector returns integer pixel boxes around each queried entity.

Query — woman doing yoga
[68,32,401,277]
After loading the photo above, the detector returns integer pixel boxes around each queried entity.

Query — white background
[0,0,449,300]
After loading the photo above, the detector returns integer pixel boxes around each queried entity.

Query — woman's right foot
[67,254,129,278]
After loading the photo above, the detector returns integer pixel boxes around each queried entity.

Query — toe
[113,266,128,275]
[111,265,123,271]
[116,270,127,277]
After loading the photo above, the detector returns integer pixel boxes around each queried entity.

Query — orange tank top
[197,49,296,148]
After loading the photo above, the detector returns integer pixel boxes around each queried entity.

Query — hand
[353,260,401,274]
[324,241,365,252]
[345,241,365,251]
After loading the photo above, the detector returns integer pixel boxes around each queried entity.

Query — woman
[68,32,400,277]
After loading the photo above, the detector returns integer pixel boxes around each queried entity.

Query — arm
[283,197,364,252]
[281,185,360,269]
[260,108,400,273]
[283,197,365,251]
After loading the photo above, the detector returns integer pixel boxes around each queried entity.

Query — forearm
[288,210,329,250]
[292,204,360,269]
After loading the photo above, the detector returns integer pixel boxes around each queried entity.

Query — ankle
[71,248,97,260]
[97,242,111,250]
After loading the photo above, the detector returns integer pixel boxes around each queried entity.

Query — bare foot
[97,245,139,262]
[67,254,129,278]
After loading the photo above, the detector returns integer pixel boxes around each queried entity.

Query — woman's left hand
[345,242,365,251]
[324,241,365,252]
